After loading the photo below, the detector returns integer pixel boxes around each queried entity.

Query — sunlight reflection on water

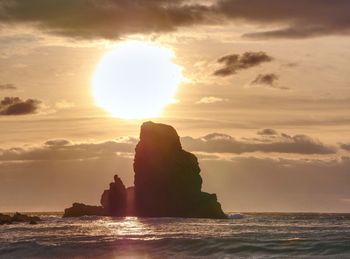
[1,213,350,258]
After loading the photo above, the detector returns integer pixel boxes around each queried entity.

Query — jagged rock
[0,213,12,224]
[100,175,127,216]
[133,121,227,219]
[12,212,40,223]
[63,121,226,219]
[0,213,41,224]
[63,203,106,217]
[64,175,127,217]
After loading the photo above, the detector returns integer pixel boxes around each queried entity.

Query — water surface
[1,213,350,258]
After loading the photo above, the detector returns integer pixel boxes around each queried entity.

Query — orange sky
[1,0,350,212]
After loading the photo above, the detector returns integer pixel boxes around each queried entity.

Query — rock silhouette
[134,121,226,218]
[64,121,226,219]
[0,212,40,225]
[63,203,105,217]
[64,175,127,217]
[100,175,127,216]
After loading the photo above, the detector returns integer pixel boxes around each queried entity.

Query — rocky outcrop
[0,213,12,224]
[63,203,106,217]
[64,175,127,217]
[133,121,226,219]
[100,175,127,216]
[0,212,40,225]
[63,121,226,219]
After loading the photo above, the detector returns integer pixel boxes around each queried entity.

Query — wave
[1,213,350,258]
[227,213,244,219]
[2,237,350,258]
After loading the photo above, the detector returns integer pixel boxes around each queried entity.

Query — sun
[92,40,183,119]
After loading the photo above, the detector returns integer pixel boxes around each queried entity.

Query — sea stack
[133,121,226,219]
[64,121,226,219]
[100,175,127,216]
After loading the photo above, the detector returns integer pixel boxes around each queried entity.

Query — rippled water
[1,213,350,258]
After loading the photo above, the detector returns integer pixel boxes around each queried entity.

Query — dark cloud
[215,0,350,39]
[0,0,211,40]
[257,128,278,136]
[252,73,278,86]
[340,144,350,151]
[250,73,289,90]
[214,52,273,76]
[0,97,41,115]
[0,84,16,90]
[45,139,71,147]
[182,130,336,155]
[1,0,349,39]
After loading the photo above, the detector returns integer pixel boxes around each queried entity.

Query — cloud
[214,52,273,76]
[45,139,71,147]
[196,96,225,104]
[0,97,41,115]
[0,139,135,162]
[0,84,16,90]
[250,73,289,90]
[257,128,278,136]
[215,0,350,39]
[0,130,335,163]
[0,0,211,40]
[1,0,349,39]
[251,73,278,86]
[0,136,348,212]
[181,130,336,155]
[340,144,350,151]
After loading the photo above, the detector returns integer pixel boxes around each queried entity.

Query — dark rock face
[63,203,106,217]
[133,121,226,219]
[0,213,12,224]
[126,187,136,216]
[100,175,127,216]
[63,121,226,219]
[64,175,127,217]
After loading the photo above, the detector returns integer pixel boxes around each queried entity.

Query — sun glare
[92,40,183,119]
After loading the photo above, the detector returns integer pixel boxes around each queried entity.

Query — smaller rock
[12,212,40,223]
[0,213,41,224]
[63,203,106,217]
[0,213,12,225]
[29,220,38,225]
[100,175,127,216]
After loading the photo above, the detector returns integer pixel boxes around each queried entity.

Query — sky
[1,0,350,212]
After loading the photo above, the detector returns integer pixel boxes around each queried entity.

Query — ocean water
[0,213,350,258]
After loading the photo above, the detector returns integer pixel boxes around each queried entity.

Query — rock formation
[64,121,226,219]
[63,203,105,217]
[64,175,127,217]
[133,121,226,218]
[0,212,40,225]
[100,175,127,216]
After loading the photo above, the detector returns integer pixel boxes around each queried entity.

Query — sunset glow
[92,41,182,119]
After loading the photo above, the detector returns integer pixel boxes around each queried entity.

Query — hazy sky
[1,0,350,212]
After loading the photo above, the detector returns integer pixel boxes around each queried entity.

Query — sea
[1,213,350,258]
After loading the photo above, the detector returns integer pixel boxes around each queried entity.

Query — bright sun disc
[92,40,182,119]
